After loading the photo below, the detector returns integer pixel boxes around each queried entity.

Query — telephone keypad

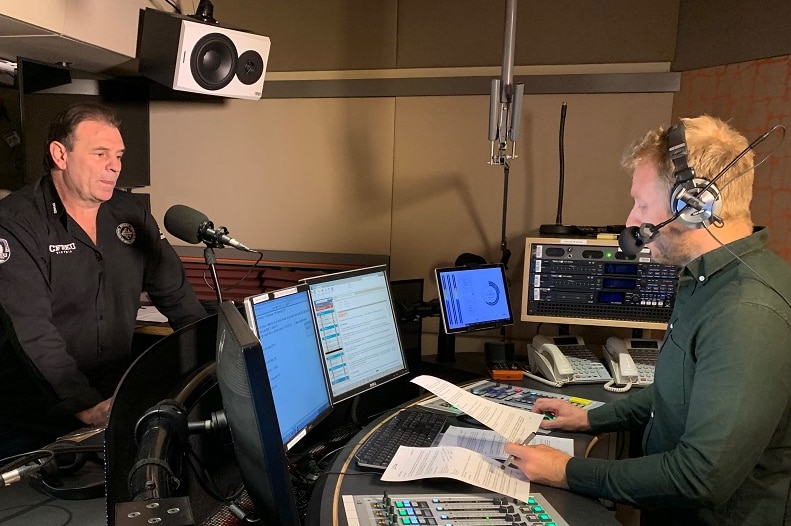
[560,344,613,383]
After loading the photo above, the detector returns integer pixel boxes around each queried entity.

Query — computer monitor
[242,285,333,451]
[302,265,408,404]
[215,301,300,525]
[434,263,514,334]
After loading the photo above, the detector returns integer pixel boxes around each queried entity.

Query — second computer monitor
[243,286,333,451]
[302,265,409,404]
[435,263,514,334]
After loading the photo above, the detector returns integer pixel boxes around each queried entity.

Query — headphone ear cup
[670,178,722,229]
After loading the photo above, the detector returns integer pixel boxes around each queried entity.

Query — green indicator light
[539,513,551,520]
[527,497,537,504]
[606,251,613,258]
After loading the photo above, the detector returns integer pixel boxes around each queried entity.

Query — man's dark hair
[44,102,122,171]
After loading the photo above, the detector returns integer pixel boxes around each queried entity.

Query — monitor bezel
[215,301,301,524]
[242,284,334,451]
[301,265,409,404]
[434,263,515,334]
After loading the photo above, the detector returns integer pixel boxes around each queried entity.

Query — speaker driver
[236,50,265,86]
[190,33,238,90]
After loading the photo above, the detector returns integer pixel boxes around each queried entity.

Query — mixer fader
[343,491,569,525]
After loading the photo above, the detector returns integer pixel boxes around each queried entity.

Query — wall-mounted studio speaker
[137,8,271,100]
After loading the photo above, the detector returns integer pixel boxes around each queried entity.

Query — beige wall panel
[390,93,674,298]
[0,1,66,33]
[397,0,679,68]
[148,97,395,255]
[212,0,398,71]
[63,0,149,58]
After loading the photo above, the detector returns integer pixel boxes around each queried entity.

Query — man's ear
[49,141,68,171]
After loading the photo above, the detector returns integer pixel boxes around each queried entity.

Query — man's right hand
[532,398,591,432]
[75,398,112,427]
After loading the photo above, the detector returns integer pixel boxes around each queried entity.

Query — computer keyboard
[355,409,447,470]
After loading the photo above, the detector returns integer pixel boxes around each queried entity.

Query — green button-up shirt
[566,228,791,525]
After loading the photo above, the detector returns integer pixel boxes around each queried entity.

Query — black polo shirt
[0,176,206,432]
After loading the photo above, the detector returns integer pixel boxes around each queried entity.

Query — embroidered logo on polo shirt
[49,242,76,255]
[116,223,136,245]
[0,239,9,264]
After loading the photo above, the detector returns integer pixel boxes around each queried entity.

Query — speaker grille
[237,50,264,86]
[190,33,237,90]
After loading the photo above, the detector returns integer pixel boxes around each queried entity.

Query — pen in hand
[500,432,536,470]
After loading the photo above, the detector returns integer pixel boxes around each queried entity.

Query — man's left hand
[503,443,571,488]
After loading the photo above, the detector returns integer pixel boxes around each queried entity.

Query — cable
[161,0,182,14]
[201,250,264,293]
[0,502,73,526]
[703,225,791,312]
[603,379,633,393]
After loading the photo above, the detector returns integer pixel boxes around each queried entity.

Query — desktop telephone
[602,336,661,392]
[522,335,612,387]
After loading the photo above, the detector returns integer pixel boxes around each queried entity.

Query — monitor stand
[436,326,455,362]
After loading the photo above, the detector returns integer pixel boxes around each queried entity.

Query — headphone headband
[666,122,696,185]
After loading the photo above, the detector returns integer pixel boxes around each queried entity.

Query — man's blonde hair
[622,115,754,223]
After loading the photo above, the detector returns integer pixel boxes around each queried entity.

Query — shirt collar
[41,175,66,222]
[683,227,769,283]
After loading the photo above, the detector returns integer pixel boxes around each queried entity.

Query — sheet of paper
[381,446,531,502]
[412,375,544,443]
[136,305,168,323]
[439,426,576,458]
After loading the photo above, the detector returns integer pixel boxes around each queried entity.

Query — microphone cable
[703,224,791,312]
[199,250,264,295]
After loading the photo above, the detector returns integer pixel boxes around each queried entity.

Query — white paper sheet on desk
[439,425,576,458]
[411,375,544,443]
[381,446,531,502]
[136,305,168,323]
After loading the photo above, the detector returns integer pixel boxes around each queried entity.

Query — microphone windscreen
[618,226,643,256]
[163,204,209,244]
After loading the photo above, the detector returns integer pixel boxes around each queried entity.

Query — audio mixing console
[343,492,569,525]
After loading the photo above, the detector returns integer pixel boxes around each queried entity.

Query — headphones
[666,121,723,229]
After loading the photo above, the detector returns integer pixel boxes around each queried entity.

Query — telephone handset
[523,335,612,387]
[527,335,576,386]
[602,336,661,392]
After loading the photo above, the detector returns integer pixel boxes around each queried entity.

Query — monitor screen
[243,286,333,451]
[302,265,408,404]
[435,263,514,334]
[215,301,301,525]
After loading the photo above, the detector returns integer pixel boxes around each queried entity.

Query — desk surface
[309,389,622,526]
[0,476,104,525]
[0,355,629,526]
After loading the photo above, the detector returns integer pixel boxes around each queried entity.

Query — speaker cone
[236,50,264,86]
[190,33,238,90]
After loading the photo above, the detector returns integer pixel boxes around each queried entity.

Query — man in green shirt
[505,115,791,525]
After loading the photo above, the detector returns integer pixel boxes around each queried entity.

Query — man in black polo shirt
[0,103,206,458]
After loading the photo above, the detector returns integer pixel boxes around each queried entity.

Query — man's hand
[532,398,591,432]
[75,398,112,426]
[503,443,571,488]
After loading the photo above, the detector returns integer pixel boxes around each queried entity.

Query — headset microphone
[619,213,681,256]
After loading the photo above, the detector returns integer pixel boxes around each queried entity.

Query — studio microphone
[164,204,254,252]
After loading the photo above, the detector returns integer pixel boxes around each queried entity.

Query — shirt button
[698,275,705,282]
